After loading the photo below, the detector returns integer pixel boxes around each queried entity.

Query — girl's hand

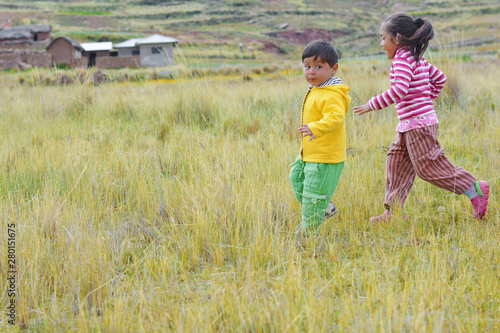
[353,103,373,115]
[298,123,315,141]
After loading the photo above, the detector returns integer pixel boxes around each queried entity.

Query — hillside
[1,0,499,65]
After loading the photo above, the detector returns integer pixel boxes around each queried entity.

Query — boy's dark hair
[384,13,434,62]
[302,40,339,67]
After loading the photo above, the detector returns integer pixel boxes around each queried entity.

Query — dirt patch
[267,28,348,45]
[261,41,286,55]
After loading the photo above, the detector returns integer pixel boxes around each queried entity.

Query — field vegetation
[0,48,499,331]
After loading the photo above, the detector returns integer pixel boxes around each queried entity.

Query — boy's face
[303,56,338,87]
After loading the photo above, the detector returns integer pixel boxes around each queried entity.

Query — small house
[81,42,114,67]
[114,34,178,67]
[46,36,83,66]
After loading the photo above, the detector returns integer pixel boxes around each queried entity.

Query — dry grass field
[0,49,499,331]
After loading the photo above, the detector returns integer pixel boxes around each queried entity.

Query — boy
[289,40,351,237]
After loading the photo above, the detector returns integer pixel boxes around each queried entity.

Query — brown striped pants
[384,124,476,210]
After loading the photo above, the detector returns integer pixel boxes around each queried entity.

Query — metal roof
[114,34,178,48]
[81,42,113,52]
[137,34,178,45]
[113,38,142,48]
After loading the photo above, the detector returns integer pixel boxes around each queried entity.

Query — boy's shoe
[324,201,338,220]
[470,180,489,219]
[369,210,392,223]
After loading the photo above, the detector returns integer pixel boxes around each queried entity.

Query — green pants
[289,157,344,234]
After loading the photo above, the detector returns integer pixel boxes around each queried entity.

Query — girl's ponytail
[384,13,434,62]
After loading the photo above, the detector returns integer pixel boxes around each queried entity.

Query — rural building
[81,41,114,67]
[45,36,84,67]
[114,34,178,67]
[0,29,179,69]
[0,28,31,43]
[0,23,51,43]
[0,23,53,69]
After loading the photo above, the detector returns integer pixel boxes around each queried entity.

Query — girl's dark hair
[302,40,338,67]
[384,13,434,62]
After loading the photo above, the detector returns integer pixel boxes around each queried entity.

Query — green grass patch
[58,10,113,16]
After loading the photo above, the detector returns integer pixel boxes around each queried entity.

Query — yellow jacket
[301,84,351,163]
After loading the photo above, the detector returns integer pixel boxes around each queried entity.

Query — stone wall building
[0,23,52,69]
[81,42,113,67]
[45,36,84,67]
[96,55,140,69]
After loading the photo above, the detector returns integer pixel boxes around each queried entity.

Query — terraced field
[1,0,499,64]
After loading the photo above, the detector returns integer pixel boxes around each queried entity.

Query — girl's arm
[368,57,412,110]
[353,103,371,115]
[428,63,446,99]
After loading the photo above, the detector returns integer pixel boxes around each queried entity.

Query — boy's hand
[353,103,372,115]
[298,123,315,141]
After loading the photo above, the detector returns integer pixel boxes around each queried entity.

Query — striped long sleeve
[368,57,412,110]
[428,63,446,99]
[368,47,446,126]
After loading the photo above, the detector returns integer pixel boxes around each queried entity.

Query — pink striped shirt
[368,46,447,132]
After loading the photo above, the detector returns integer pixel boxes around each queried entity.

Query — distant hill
[1,0,499,62]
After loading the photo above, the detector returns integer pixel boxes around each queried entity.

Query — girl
[353,13,489,222]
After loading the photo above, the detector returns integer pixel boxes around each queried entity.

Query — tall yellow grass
[0,54,499,332]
